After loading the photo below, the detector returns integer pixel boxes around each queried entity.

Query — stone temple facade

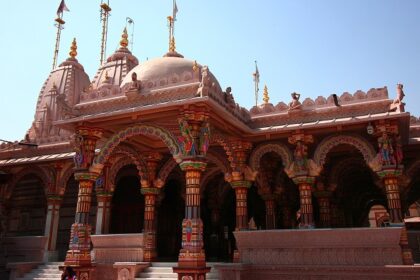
[1,21,420,280]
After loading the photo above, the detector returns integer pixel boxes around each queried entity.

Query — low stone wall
[91,234,144,263]
[215,228,420,280]
[4,236,47,262]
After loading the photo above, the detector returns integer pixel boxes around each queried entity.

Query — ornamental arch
[313,134,376,169]
[249,143,293,171]
[91,124,181,174]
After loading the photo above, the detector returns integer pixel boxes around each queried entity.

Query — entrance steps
[136,262,220,280]
[13,262,220,280]
[16,262,63,280]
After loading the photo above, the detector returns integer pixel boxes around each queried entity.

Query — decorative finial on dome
[120,27,129,48]
[169,34,176,52]
[69,38,77,59]
[192,60,198,72]
[263,85,269,104]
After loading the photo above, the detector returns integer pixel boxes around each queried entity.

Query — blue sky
[0,0,419,141]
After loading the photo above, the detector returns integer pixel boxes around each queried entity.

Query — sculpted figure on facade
[129,72,141,91]
[288,92,302,111]
[73,133,84,169]
[199,122,211,156]
[197,66,211,97]
[389,83,406,112]
[178,118,196,156]
[378,132,395,166]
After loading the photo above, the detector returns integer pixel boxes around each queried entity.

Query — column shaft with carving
[285,133,320,229]
[141,152,162,262]
[65,127,102,276]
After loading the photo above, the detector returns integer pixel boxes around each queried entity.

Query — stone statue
[395,84,405,104]
[389,83,406,112]
[197,66,211,97]
[129,72,141,91]
[288,92,302,110]
[224,87,236,109]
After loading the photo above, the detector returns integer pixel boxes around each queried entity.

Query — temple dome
[120,55,221,93]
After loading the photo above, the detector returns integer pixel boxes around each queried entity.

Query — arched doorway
[57,176,97,260]
[7,174,46,236]
[157,173,184,261]
[323,145,384,227]
[110,164,144,234]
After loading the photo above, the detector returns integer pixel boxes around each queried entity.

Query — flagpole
[253,60,260,107]
[52,13,65,70]
[100,1,112,65]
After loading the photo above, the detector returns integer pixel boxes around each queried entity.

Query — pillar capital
[376,166,403,179]
[292,175,316,186]
[141,187,160,195]
[230,180,252,189]
[179,158,207,172]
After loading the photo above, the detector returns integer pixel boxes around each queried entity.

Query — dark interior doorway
[156,178,184,261]
[110,165,144,233]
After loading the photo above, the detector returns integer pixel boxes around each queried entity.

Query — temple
[1,3,420,280]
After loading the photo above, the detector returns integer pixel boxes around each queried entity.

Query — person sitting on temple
[288,92,302,110]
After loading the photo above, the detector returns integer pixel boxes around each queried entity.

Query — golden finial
[69,38,77,58]
[120,27,129,48]
[192,60,198,72]
[263,85,269,104]
[169,36,176,52]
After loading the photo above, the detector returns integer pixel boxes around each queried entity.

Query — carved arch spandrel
[313,134,376,169]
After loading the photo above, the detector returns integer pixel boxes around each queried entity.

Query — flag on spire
[173,0,179,21]
[57,0,70,17]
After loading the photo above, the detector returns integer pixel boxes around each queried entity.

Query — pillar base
[173,266,210,280]
[178,249,206,268]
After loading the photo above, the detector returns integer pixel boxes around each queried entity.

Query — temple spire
[69,38,77,59]
[253,60,260,106]
[263,85,269,104]
[52,0,70,70]
[99,1,112,65]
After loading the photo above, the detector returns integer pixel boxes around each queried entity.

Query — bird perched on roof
[332,94,341,107]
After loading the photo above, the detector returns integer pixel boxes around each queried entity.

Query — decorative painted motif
[378,132,395,166]
[73,133,84,169]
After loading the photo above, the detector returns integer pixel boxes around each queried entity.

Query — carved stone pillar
[285,133,320,229]
[314,191,332,228]
[377,168,403,223]
[44,195,62,261]
[370,123,404,223]
[173,158,210,279]
[95,192,112,234]
[174,109,211,279]
[65,127,102,280]
[262,195,276,229]
[293,176,316,228]
[140,152,162,262]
